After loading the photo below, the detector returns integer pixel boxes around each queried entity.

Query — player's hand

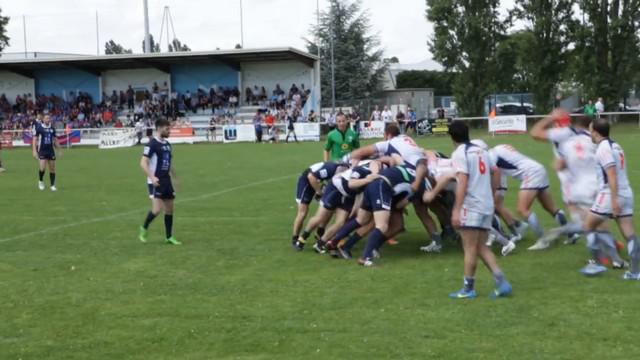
[612,199,621,218]
[32,151,39,160]
[314,192,323,201]
[365,173,379,182]
[152,176,160,187]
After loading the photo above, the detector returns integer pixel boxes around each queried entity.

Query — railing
[452,111,640,128]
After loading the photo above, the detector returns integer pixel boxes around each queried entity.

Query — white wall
[0,71,35,102]
[241,61,313,98]
[102,69,170,94]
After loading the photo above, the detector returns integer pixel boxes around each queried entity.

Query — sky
[1,0,515,65]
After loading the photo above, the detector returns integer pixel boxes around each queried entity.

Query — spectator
[584,99,596,118]
[307,110,317,123]
[369,105,381,122]
[126,85,135,110]
[595,97,604,114]
[406,106,417,135]
[134,119,145,144]
[253,111,263,143]
[396,107,406,133]
[381,106,394,124]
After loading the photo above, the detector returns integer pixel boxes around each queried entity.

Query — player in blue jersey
[291,161,349,250]
[138,118,181,245]
[32,115,61,191]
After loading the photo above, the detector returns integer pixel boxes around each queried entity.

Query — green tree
[0,8,10,53]
[426,0,505,116]
[104,40,133,55]
[395,70,458,96]
[494,31,536,94]
[510,0,575,113]
[307,0,387,106]
[168,38,191,52]
[141,34,161,53]
[572,1,640,109]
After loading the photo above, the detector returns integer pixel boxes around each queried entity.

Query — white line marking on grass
[0,174,295,244]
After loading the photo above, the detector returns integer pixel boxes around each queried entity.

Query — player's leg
[292,176,315,249]
[298,206,333,251]
[322,208,349,249]
[291,203,310,249]
[162,199,180,245]
[48,160,57,191]
[476,229,511,297]
[331,209,371,247]
[495,193,526,240]
[616,215,640,278]
[450,228,479,299]
[38,159,46,190]
[414,199,442,253]
[517,189,544,237]
[358,209,390,266]
[139,198,163,242]
[336,219,375,259]
[537,189,567,226]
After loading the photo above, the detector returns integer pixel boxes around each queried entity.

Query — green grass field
[2,128,640,359]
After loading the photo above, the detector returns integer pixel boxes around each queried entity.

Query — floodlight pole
[240,0,245,48]
[316,0,320,57]
[95,11,100,55]
[329,6,336,113]
[23,15,28,59]
[143,0,151,53]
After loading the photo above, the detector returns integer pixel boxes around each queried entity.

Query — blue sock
[431,232,442,245]
[597,232,623,264]
[362,228,385,259]
[332,218,361,243]
[463,276,475,292]
[492,270,505,287]
[527,213,543,238]
[343,233,362,251]
[586,232,601,262]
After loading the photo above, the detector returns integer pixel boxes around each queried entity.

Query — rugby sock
[362,228,385,259]
[627,235,640,273]
[490,228,510,246]
[164,215,173,238]
[38,170,44,181]
[554,210,568,226]
[143,211,157,229]
[597,232,624,264]
[343,233,362,251]
[586,232,602,263]
[508,223,519,237]
[300,230,311,241]
[492,215,503,233]
[463,276,475,292]
[49,173,56,186]
[316,227,325,238]
[492,270,505,287]
[333,218,361,244]
[527,213,544,238]
[431,232,442,245]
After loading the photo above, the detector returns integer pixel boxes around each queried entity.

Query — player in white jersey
[489,144,568,239]
[349,124,441,244]
[447,121,512,299]
[531,119,637,278]
[531,109,575,205]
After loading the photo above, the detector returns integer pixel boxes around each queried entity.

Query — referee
[323,114,359,161]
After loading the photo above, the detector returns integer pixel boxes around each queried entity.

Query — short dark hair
[155,118,170,129]
[448,120,470,143]
[384,123,400,137]
[575,115,592,129]
[592,118,610,137]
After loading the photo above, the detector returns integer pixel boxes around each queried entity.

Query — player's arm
[140,156,159,186]
[411,159,427,193]
[349,144,377,166]
[306,172,323,196]
[491,168,501,201]
[395,197,411,210]
[530,109,567,141]
[423,175,455,203]
[31,133,39,159]
[323,136,332,161]
[554,158,567,171]
[451,172,468,228]
[605,165,621,217]
[348,173,380,189]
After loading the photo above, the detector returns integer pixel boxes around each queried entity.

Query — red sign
[169,127,193,138]
[0,132,13,149]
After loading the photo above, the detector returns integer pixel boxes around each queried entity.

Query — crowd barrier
[2,112,638,149]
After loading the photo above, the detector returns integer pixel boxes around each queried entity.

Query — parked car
[496,102,534,116]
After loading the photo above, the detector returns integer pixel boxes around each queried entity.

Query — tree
[571,1,640,109]
[104,40,133,55]
[307,0,387,106]
[510,0,575,113]
[493,31,536,94]
[0,8,10,53]
[168,38,191,52]
[141,34,161,53]
[426,0,505,116]
[384,56,400,64]
[395,70,458,96]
